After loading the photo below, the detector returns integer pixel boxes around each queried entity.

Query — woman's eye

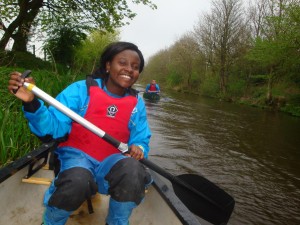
[119,61,127,66]
[132,65,139,70]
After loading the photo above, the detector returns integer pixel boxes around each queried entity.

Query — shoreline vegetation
[1,61,299,167]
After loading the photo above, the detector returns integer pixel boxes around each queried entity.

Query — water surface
[139,88,300,225]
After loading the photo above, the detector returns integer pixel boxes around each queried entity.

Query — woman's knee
[105,158,152,204]
[48,167,98,211]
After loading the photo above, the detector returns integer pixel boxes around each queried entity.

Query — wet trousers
[42,147,152,225]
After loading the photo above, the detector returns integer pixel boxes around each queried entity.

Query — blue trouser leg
[42,148,97,225]
[106,198,136,225]
[43,206,72,225]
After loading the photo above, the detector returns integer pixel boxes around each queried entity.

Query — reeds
[0,67,84,166]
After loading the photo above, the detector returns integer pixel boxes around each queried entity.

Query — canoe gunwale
[151,171,202,225]
[0,142,56,183]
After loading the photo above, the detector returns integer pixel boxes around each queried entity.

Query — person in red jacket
[145,79,160,93]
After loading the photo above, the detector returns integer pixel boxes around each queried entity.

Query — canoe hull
[143,92,160,101]
[0,143,202,225]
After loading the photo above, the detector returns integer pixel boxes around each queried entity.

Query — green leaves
[247,3,300,78]
[0,0,156,51]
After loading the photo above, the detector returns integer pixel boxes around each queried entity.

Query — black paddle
[141,159,235,225]
[18,70,235,225]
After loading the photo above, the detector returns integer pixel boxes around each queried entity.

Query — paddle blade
[172,174,235,225]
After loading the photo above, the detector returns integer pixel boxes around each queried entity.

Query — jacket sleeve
[145,84,150,92]
[156,84,160,91]
[128,96,151,158]
[23,80,89,140]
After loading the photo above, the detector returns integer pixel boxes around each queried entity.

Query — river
[138,88,300,225]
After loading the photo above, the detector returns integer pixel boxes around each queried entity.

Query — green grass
[0,66,85,166]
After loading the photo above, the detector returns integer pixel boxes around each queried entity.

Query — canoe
[143,92,160,101]
[0,142,204,225]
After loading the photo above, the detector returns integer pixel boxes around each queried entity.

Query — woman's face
[105,49,141,96]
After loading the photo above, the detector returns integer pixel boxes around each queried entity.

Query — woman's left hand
[125,145,144,160]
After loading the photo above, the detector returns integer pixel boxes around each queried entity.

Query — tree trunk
[12,23,30,52]
[0,0,42,52]
[219,44,227,94]
[266,67,274,104]
[219,66,226,94]
[0,19,21,50]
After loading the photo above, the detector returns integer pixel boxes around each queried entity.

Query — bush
[227,78,247,97]
[0,50,52,70]
[249,74,268,85]
[199,75,219,97]
[166,70,183,87]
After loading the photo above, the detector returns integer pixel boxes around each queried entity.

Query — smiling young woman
[8,41,152,225]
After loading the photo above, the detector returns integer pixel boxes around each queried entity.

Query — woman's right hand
[8,71,35,102]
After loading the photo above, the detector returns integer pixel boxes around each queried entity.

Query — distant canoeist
[145,80,160,94]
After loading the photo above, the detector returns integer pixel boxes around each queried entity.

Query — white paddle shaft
[23,82,129,153]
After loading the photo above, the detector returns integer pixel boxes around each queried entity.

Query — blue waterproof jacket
[23,78,151,157]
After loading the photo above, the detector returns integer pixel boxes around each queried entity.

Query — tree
[0,0,156,52]
[141,49,171,85]
[248,0,269,39]
[168,33,201,90]
[194,0,250,94]
[44,25,87,68]
[247,0,300,102]
[73,30,119,74]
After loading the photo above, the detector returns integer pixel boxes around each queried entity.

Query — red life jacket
[59,79,137,161]
[149,84,157,91]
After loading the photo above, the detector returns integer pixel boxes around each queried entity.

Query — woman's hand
[125,145,144,160]
[8,71,35,102]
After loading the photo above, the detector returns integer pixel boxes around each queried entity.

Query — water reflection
[139,88,300,225]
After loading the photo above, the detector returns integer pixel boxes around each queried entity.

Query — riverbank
[156,84,300,117]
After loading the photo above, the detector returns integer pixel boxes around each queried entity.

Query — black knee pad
[48,167,98,211]
[105,158,152,204]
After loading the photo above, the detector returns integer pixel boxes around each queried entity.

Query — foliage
[249,74,269,85]
[0,67,39,165]
[198,74,220,97]
[227,77,247,98]
[0,66,85,166]
[281,105,300,117]
[193,0,250,94]
[44,26,87,67]
[73,30,119,74]
[166,70,183,89]
[168,34,201,90]
[278,3,300,83]
[0,0,156,51]
[0,50,52,69]
[247,2,300,77]
[140,49,171,85]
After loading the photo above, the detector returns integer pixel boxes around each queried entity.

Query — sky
[120,0,212,61]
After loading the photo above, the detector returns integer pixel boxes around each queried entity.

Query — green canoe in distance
[143,92,160,101]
